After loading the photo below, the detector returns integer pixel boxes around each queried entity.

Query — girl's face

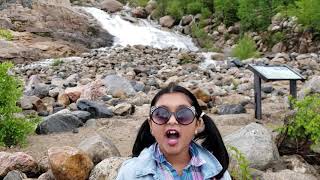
[149,92,200,157]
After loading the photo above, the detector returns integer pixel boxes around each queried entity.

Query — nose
[167,113,179,125]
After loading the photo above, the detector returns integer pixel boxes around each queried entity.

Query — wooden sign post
[248,64,305,120]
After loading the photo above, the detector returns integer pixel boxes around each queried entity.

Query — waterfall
[83,7,198,51]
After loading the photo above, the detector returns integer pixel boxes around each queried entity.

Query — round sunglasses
[150,106,196,125]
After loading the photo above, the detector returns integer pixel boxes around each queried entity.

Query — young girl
[116,85,231,180]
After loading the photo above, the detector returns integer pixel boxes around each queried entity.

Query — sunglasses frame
[150,106,197,125]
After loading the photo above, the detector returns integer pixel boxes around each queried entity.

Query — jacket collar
[134,141,223,179]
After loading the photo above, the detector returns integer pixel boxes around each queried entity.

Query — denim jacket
[116,142,232,180]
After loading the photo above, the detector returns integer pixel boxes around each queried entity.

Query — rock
[32,98,48,114]
[261,169,318,180]
[211,53,225,61]
[3,170,26,180]
[131,7,147,18]
[217,104,246,115]
[66,91,81,103]
[298,76,320,98]
[103,75,136,97]
[35,113,83,134]
[224,123,280,170]
[130,91,150,106]
[0,152,38,177]
[48,87,60,98]
[89,157,129,180]
[37,170,55,180]
[181,15,193,26]
[100,0,123,13]
[38,156,49,173]
[25,83,50,99]
[272,42,286,53]
[280,155,319,176]
[48,146,93,180]
[192,88,211,103]
[145,0,157,14]
[0,3,113,49]
[57,92,70,107]
[262,85,274,94]
[78,135,120,165]
[218,94,251,106]
[217,24,227,34]
[159,16,175,28]
[76,99,113,118]
[71,111,91,123]
[63,74,79,88]
[42,97,55,114]
[18,95,39,110]
[112,103,135,116]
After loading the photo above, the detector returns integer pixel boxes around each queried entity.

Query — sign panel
[249,65,304,81]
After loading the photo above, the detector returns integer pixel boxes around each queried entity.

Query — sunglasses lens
[176,108,195,125]
[152,107,170,125]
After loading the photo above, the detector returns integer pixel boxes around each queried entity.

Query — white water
[83,7,198,51]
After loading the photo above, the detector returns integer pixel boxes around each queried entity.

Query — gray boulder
[77,99,113,118]
[24,83,50,99]
[3,170,26,180]
[78,135,120,165]
[35,113,83,134]
[217,104,246,115]
[71,110,91,123]
[102,75,136,97]
[224,123,280,170]
[298,76,320,98]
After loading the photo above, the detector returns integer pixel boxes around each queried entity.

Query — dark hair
[132,85,229,179]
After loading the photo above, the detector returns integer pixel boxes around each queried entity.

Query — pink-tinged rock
[159,16,175,28]
[48,146,93,180]
[100,0,123,13]
[66,92,81,103]
[0,152,38,177]
[81,80,107,100]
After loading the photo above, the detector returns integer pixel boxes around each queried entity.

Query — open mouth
[165,129,180,139]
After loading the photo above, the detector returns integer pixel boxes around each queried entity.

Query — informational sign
[249,65,304,81]
[248,64,305,120]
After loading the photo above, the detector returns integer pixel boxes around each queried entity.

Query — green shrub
[129,0,149,7]
[228,146,253,180]
[51,58,64,66]
[280,94,320,145]
[231,35,260,60]
[0,29,14,41]
[0,62,37,147]
[214,0,239,27]
[166,0,183,20]
[286,0,320,31]
[266,31,286,48]
[186,1,202,15]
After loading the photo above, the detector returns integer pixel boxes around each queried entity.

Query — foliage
[214,0,239,27]
[186,1,203,15]
[166,0,184,20]
[231,35,260,60]
[51,58,64,66]
[266,31,286,48]
[280,94,320,145]
[0,29,14,41]
[286,0,320,31]
[228,146,253,180]
[128,0,149,7]
[191,22,217,51]
[0,62,38,147]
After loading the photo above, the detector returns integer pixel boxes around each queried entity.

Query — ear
[195,119,204,134]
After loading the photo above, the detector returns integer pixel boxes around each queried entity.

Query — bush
[0,62,37,147]
[129,0,149,7]
[280,94,320,145]
[231,35,260,60]
[286,0,320,31]
[165,0,183,20]
[0,29,14,41]
[51,58,64,66]
[186,1,202,15]
[228,146,253,180]
[214,0,239,27]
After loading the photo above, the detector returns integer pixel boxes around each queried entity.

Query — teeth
[168,130,177,134]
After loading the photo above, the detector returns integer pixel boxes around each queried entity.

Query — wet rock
[76,99,113,118]
[132,7,147,18]
[36,113,83,134]
[217,104,246,115]
[89,157,129,180]
[159,16,175,28]
[78,135,120,165]
[48,146,93,180]
[224,123,280,170]
[100,0,123,13]
[0,152,38,177]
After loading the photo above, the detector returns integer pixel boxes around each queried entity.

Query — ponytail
[195,114,229,179]
[132,120,155,157]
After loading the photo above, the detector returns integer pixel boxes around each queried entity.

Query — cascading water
[82,7,198,51]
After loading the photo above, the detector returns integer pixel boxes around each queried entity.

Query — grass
[51,58,64,66]
[0,29,14,41]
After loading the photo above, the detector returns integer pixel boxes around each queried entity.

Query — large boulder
[261,170,318,180]
[159,16,175,28]
[102,75,136,97]
[48,146,93,180]
[0,152,38,178]
[89,157,128,180]
[76,99,113,118]
[100,0,123,13]
[3,170,26,180]
[35,113,83,134]
[217,104,246,115]
[298,76,320,98]
[78,135,120,164]
[0,2,113,49]
[224,123,280,170]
